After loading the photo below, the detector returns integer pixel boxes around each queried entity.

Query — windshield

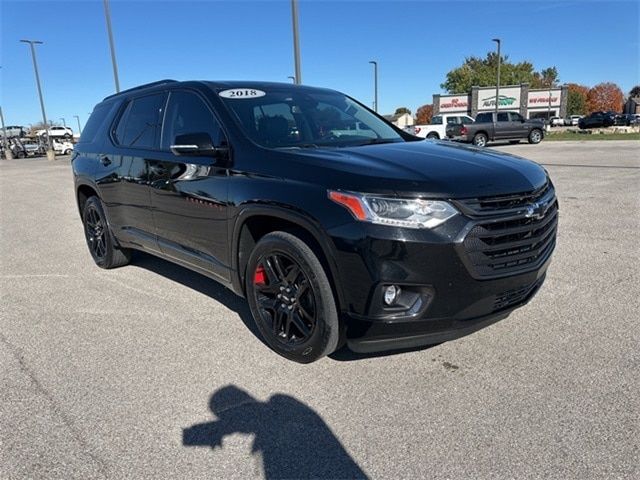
[216,86,403,148]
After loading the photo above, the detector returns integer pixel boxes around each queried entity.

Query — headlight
[328,190,458,229]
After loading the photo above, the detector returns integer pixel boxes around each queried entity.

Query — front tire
[82,196,131,269]
[472,133,488,147]
[245,231,340,363]
[528,129,543,144]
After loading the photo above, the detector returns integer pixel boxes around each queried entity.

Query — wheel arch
[76,182,100,217]
[231,206,345,311]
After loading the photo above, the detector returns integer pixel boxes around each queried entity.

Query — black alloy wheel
[246,231,340,363]
[85,203,107,260]
[253,252,317,346]
[82,196,130,269]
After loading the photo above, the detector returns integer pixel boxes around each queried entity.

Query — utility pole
[103,0,120,92]
[492,38,501,120]
[60,117,66,127]
[74,115,82,135]
[0,106,13,160]
[290,0,302,85]
[20,39,54,161]
[369,60,378,112]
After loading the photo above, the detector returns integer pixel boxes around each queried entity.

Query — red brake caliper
[254,265,266,285]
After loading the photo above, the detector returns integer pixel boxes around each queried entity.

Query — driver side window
[161,91,223,150]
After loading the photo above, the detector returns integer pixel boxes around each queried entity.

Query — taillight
[414,127,421,134]
[460,126,468,135]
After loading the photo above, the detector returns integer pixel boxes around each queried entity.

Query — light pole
[60,117,66,127]
[103,0,120,92]
[20,39,54,160]
[0,106,13,160]
[369,60,378,113]
[290,0,302,85]
[288,76,296,83]
[74,115,82,135]
[492,38,501,119]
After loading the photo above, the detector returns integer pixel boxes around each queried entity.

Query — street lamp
[290,0,302,84]
[288,76,296,83]
[103,0,120,92]
[492,38,501,119]
[369,60,378,113]
[74,115,82,135]
[60,117,66,127]
[20,39,54,160]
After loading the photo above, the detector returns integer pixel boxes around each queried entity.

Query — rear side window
[475,112,491,122]
[113,93,165,148]
[431,116,442,125]
[79,103,114,144]
[161,91,224,150]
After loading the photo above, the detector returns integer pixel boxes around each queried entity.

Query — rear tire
[472,133,488,147]
[528,129,543,144]
[245,231,340,363]
[82,196,131,269]
[426,132,439,139]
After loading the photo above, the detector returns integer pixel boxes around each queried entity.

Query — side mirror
[170,132,228,161]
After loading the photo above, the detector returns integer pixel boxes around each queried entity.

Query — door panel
[148,156,229,281]
[148,89,230,281]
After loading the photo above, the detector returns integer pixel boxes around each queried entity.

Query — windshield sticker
[219,89,266,99]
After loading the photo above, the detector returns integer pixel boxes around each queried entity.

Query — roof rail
[102,79,178,101]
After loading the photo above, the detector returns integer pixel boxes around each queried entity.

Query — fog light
[383,285,401,305]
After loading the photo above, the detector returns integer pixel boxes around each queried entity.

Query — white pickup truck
[410,114,475,139]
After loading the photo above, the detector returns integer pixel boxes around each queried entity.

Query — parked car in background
[53,140,74,155]
[36,126,74,139]
[411,114,475,139]
[549,117,565,127]
[622,113,640,125]
[0,125,26,138]
[447,111,544,146]
[578,111,616,129]
[569,115,583,126]
[23,142,45,157]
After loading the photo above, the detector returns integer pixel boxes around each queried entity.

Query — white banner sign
[439,95,470,112]
[528,89,561,107]
[478,87,521,110]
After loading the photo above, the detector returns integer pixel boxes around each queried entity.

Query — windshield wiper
[277,143,319,149]
[358,138,400,146]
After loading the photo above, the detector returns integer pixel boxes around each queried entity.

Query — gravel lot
[1,140,638,479]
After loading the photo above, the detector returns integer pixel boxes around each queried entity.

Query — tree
[586,82,624,113]
[441,51,559,93]
[394,107,411,115]
[629,85,640,98]
[415,104,433,124]
[566,83,589,116]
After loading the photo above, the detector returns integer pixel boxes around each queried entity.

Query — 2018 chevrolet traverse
[72,80,558,363]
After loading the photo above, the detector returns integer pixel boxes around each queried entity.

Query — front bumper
[326,208,555,353]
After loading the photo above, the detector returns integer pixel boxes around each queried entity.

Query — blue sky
[1,0,638,129]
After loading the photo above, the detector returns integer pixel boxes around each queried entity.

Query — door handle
[99,155,112,166]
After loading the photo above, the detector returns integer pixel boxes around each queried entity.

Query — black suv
[73,80,558,363]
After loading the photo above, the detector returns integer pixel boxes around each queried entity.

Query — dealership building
[433,84,568,120]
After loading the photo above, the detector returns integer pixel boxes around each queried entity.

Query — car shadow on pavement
[130,252,435,363]
[129,251,267,348]
[183,385,368,479]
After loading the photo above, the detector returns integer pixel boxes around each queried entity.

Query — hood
[288,140,548,198]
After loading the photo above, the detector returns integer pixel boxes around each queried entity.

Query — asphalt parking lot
[1,140,638,479]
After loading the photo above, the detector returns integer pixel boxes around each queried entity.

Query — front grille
[459,183,558,278]
[456,181,553,217]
